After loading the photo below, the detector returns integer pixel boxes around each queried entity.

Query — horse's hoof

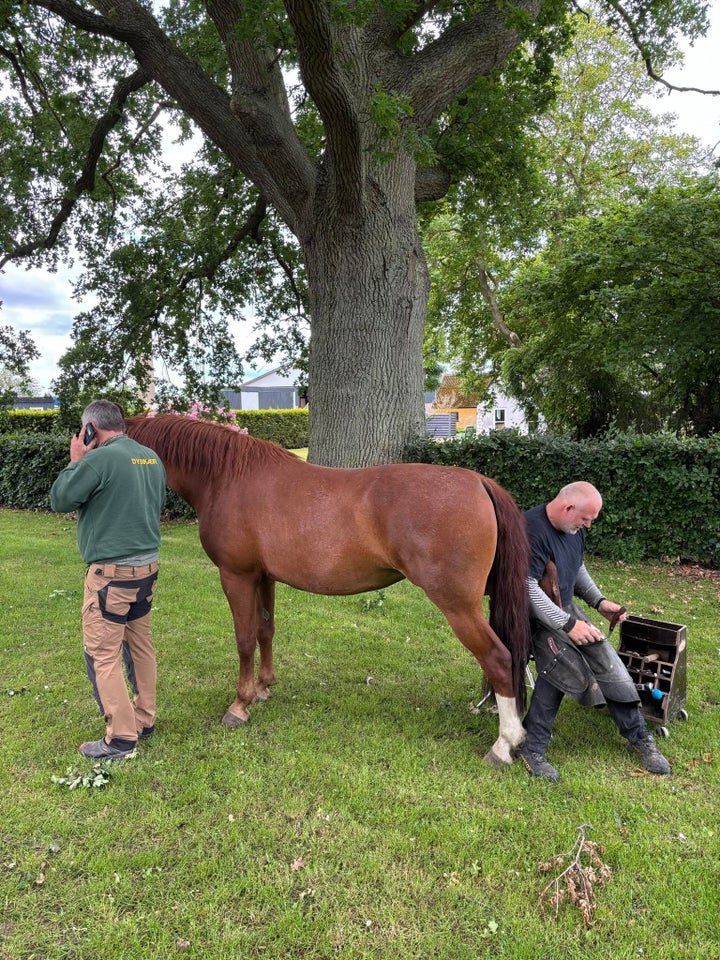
[253,687,270,703]
[222,709,249,727]
[483,747,512,768]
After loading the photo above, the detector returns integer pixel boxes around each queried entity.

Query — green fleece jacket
[50,434,166,564]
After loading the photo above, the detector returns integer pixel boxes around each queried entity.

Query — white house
[222,367,304,410]
[476,391,533,433]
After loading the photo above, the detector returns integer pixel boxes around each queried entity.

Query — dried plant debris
[538,824,612,928]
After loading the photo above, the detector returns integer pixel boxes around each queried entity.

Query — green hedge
[0,430,197,519]
[2,407,310,448]
[4,423,718,564]
[231,408,309,447]
[0,409,309,519]
[404,431,720,565]
[0,409,59,433]
[0,432,69,510]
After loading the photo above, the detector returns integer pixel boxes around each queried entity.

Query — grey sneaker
[628,733,671,775]
[516,745,560,782]
[78,737,136,761]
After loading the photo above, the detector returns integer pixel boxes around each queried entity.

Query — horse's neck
[164,464,208,513]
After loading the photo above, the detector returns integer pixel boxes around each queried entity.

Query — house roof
[433,375,481,410]
[240,367,302,387]
[240,367,280,387]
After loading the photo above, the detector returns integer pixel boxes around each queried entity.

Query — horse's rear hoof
[222,708,249,727]
[483,747,511,768]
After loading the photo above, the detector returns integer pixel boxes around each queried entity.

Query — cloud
[1,275,72,313]
[24,310,73,336]
[0,263,80,392]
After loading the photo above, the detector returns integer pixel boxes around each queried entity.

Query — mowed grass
[1,508,719,960]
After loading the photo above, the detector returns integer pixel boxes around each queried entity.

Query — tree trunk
[302,168,428,467]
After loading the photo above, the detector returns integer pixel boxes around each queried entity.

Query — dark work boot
[628,732,671,775]
[516,744,560,782]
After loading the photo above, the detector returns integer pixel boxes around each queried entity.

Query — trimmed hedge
[1,407,310,448]
[0,432,69,510]
[0,409,309,519]
[403,431,720,565]
[0,409,59,433]
[4,423,718,564]
[232,408,309,447]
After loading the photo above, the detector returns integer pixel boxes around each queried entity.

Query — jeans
[523,675,648,755]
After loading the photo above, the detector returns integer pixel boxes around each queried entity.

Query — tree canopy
[0,0,713,461]
[0,324,39,408]
[423,8,717,436]
[503,176,720,436]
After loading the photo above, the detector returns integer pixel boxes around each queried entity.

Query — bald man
[516,482,670,781]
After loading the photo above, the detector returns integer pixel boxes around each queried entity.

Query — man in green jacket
[51,400,166,760]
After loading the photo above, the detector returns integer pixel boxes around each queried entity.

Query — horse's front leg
[253,576,276,703]
[218,568,260,726]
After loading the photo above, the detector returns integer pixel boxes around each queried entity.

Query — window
[494,408,506,430]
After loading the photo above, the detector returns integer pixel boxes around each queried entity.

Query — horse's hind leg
[254,576,276,702]
[439,605,525,766]
[485,694,526,767]
[218,568,261,726]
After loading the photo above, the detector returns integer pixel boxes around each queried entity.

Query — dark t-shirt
[523,503,587,607]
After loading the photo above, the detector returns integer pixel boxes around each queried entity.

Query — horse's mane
[125,415,300,480]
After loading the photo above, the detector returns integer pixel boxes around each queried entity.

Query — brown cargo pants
[82,562,159,742]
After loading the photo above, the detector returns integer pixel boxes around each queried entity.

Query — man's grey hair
[82,400,126,433]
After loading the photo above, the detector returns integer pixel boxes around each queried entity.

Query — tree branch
[477,259,521,347]
[283,0,363,204]
[415,164,451,202]
[397,1,543,129]
[269,235,306,314]
[365,1,435,46]
[205,0,316,225]
[145,194,268,322]
[0,42,37,115]
[1,37,74,139]
[28,0,316,232]
[0,67,151,269]
[603,0,720,94]
[207,0,290,117]
[31,0,140,41]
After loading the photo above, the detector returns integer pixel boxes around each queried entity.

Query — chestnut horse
[126,415,530,766]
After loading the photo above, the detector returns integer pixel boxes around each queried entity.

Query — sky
[1,6,720,395]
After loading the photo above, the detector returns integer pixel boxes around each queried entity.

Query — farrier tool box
[617,615,688,737]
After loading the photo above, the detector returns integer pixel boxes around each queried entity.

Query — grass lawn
[1,509,719,959]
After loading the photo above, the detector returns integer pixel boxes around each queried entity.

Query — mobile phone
[83,423,97,445]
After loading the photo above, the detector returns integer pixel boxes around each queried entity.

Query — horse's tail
[480,476,531,711]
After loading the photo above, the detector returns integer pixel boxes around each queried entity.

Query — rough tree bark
[304,157,429,464]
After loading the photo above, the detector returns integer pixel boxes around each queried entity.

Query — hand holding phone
[83,422,97,446]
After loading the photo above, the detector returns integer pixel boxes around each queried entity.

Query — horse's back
[259,461,499,596]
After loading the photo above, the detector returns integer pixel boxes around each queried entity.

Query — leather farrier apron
[531,602,640,707]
